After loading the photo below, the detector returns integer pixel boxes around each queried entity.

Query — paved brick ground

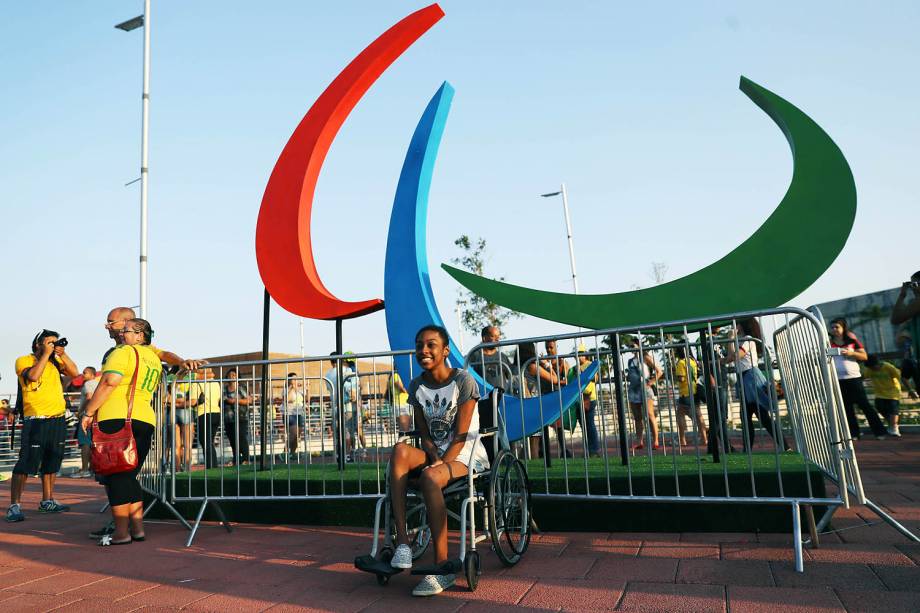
[2,434,920,611]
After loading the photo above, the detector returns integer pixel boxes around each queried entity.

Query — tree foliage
[452,235,522,336]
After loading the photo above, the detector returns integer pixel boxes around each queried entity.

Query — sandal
[131,534,146,542]
[98,534,132,546]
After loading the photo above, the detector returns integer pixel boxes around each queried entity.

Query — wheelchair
[354,388,532,591]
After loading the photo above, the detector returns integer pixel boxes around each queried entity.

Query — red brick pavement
[1,435,919,611]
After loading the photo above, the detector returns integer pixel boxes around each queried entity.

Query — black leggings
[197,413,221,468]
[225,412,250,464]
[98,420,154,506]
[838,377,886,437]
[740,402,789,451]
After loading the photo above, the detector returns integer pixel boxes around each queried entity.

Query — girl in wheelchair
[389,325,490,596]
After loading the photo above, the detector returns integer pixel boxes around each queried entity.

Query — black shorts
[876,398,899,417]
[13,416,67,476]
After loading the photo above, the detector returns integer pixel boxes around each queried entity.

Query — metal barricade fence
[148,306,918,569]
[774,307,919,543]
[464,306,919,571]
[163,349,417,546]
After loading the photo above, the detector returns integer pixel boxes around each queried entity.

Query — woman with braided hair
[81,318,161,545]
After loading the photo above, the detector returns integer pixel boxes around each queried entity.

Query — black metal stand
[612,335,629,466]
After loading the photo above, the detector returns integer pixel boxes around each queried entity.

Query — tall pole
[259,289,270,471]
[139,0,151,318]
[560,183,579,295]
[335,319,346,470]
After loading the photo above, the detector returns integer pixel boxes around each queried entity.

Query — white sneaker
[889,426,901,437]
[412,573,455,596]
[390,544,413,569]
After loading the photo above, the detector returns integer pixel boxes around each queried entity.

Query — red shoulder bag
[91,346,140,476]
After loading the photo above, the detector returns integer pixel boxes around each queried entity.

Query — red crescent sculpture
[255,4,445,320]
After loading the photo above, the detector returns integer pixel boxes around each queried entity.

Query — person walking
[7,330,79,522]
[674,346,707,448]
[828,318,887,440]
[724,319,789,451]
[79,319,159,545]
[863,354,903,437]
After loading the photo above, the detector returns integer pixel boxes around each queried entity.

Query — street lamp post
[540,183,579,294]
[115,1,151,319]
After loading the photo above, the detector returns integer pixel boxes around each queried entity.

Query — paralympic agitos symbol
[256,3,856,332]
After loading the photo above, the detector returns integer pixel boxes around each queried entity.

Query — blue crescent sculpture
[383,82,599,441]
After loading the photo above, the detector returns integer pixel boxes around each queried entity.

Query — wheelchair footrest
[410,558,462,576]
[354,555,404,577]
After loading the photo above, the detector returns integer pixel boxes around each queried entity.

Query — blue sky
[1,1,918,393]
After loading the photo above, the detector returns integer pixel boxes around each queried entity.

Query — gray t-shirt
[78,378,100,416]
[407,369,489,469]
[469,349,516,393]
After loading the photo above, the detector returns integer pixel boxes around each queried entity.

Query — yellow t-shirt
[863,362,902,400]
[169,380,190,406]
[98,344,161,425]
[191,380,222,415]
[391,373,409,406]
[567,365,597,402]
[675,358,698,398]
[15,354,66,418]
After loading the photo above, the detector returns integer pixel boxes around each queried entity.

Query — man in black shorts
[7,330,79,522]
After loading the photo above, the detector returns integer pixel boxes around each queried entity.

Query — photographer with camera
[891,272,920,392]
[6,329,79,523]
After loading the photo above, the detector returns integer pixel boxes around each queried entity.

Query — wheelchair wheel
[464,550,481,591]
[390,492,431,560]
[488,450,532,567]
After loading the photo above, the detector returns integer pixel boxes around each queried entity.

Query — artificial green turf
[166,452,826,512]
[177,451,812,482]
[151,453,827,532]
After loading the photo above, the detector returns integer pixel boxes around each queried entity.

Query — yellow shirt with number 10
[98,344,161,426]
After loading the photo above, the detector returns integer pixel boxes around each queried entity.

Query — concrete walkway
[1,435,919,611]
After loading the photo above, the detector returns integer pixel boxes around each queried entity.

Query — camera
[53,338,68,348]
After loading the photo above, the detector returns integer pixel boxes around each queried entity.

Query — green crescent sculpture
[442,77,856,329]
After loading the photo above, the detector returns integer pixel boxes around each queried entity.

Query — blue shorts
[171,408,193,425]
[287,414,305,428]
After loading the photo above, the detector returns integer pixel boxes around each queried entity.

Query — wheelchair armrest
[480,426,498,435]
[398,429,420,437]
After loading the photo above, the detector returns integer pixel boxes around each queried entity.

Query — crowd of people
[3,270,918,562]
[461,271,920,458]
[4,306,202,547]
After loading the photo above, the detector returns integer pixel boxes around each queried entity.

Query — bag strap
[125,346,140,423]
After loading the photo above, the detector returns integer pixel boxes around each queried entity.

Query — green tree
[452,235,522,336]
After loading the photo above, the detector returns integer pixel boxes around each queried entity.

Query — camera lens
[54,338,68,348]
